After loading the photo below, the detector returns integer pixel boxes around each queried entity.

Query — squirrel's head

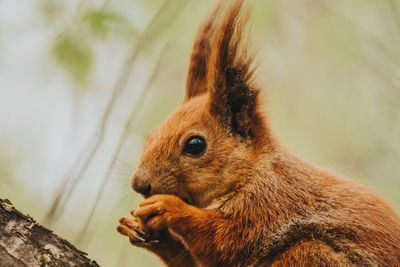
[132,0,270,208]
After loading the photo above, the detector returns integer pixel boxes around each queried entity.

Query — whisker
[115,159,136,173]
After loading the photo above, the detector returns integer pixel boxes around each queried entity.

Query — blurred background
[0,0,399,266]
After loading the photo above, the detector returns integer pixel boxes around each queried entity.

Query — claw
[133,226,146,237]
[133,226,160,243]
[132,232,146,242]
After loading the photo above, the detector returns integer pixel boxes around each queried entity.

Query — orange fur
[117,0,400,266]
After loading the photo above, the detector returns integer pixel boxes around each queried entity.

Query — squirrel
[117,0,400,266]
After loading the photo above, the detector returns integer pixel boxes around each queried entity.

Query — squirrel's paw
[117,216,160,247]
[134,194,186,234]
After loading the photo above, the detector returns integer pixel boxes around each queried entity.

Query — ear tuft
[225,68,239,88]
[185,3,223,101]
[185,0,266,141]
[224,68,258,138]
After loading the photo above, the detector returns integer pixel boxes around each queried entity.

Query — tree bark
[0,198,99,267]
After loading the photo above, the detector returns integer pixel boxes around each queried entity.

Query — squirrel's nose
[131,168,152,196]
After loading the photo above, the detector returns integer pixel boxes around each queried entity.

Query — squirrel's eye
[183,136,206,157]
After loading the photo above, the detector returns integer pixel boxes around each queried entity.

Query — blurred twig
[76,44,169,245]
[43,138,96,223]
[45,0,188,224]
[72,0,88,21]
[322,0,400,64]
[388,0,400,37]
[101,0,110,11]
[322,0,400,98]
[116,242,128,267]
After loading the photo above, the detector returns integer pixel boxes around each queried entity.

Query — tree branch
[0,199,98,267]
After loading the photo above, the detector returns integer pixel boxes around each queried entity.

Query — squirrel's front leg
[117,212,196,267]
[134,194,237,267]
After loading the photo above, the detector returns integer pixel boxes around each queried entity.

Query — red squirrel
[117,1,400,266]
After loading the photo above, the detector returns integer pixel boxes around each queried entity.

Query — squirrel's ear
[206,1,262,139]
[185,4,222,101]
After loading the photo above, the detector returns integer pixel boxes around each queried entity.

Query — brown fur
[117,1,400,266]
